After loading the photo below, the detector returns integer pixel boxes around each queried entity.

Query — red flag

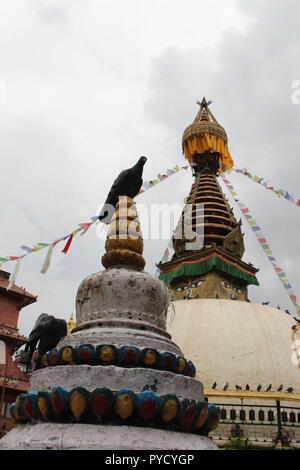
[61,234,74,254]
[78,223,91,228]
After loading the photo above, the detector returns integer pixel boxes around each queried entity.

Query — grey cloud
[143,0,300,314]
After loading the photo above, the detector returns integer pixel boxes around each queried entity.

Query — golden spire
[67,312,76,335]
[101,196,146,271]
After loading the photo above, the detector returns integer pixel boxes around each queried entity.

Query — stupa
[0,196,219,450]
[159,100,300,445]
[159,97,259,300]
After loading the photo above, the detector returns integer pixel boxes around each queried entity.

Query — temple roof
[0,269,37,308]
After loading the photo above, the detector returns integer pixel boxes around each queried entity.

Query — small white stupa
[0,197,219,450]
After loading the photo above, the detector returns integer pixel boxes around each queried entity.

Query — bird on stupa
[99,156,147,224]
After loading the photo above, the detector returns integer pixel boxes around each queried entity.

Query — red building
[0,269,37,435]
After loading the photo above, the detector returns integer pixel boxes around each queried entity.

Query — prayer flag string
[220,173,300,318]
[1,164,189,289]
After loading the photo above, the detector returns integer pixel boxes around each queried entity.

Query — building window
[0,340,6,364]
[1,401,11,419]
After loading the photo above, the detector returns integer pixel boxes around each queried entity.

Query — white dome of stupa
[167,299,300,394]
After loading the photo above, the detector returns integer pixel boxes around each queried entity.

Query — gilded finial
[67,312,76,335]
[101,196,145,271]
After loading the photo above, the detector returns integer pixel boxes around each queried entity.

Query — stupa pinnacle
[159,100,259,302]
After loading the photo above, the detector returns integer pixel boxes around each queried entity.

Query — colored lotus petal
[76,344,95,364]
[95,344,118,365]
[90,388,114,420]
[175,356,187,374]
[140,348,160,368]
[24,391,39,420]
[37,391,51,420]
[204,404,220,432]
[115,389,137,420]
[194,402,209,431]
[47,348,60,367]
[41,353,49,368]
[179,400,198,429]
[69,387,90,422]
[184,360,196,377]
[50,386,69,418]
[14,394,28,423]
[60,346,76,365]
[118,346,140,367]
[137,391,160,422]
[160,351,176,371]
[160,394,181,423]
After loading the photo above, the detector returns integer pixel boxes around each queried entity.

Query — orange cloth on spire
[183,134,234,173]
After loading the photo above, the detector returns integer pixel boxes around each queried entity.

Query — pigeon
[212,382,217,389]
[23,313,67,371]
[257,384,262,391]
[266,384,272,392]
[236,385,242,390]
[286,387,293,393]
[245,384,250,391]
[277,385,283,392]
[99,156,147,224]
[262,301,270,305]
[223,382,229,391]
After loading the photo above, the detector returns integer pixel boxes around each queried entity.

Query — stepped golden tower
[158,98,259,301]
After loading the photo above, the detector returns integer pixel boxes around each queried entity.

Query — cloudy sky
[0,0,300,336]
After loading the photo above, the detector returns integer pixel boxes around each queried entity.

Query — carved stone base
[0,422,218,450]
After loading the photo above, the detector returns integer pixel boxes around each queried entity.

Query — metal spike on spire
[197,97,213,108]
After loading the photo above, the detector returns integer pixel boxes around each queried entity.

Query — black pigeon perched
[99,156,147,224]
[223,382,229,391]
[277,384,283,392]
[212,382,217,389]
[245,384,250,391]
[257,384,262,391]
[23,313,67,371]
[286,387,294,393]
[266,384,272,392]
[236,385,242,390]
